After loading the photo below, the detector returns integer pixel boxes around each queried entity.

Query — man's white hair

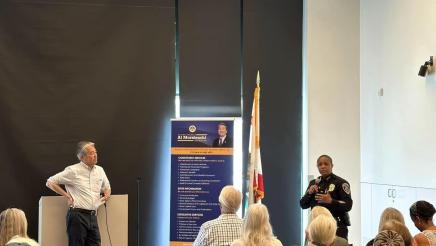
[218,186,241,213]
[76,141,95,160]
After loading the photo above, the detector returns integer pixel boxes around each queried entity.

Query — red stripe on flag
[255,174,264,200]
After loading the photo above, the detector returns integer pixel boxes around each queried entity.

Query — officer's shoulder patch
[342,183,351,195]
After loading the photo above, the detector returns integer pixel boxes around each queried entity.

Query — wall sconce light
[418,56,433,77]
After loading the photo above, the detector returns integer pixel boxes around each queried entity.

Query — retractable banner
[170,119,234,246]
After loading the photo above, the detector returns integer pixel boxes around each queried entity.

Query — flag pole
[247,70,264,207]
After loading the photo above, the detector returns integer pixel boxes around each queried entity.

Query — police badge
[328,184,335,192]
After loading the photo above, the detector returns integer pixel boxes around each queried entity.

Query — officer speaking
[300,154,353,240]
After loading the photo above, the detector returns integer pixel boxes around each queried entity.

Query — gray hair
[76,141,95,160]
[219,186,241,213]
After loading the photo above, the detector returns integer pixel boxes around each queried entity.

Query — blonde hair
[378,207,405,232]
[380,220,413,246]
[240,204,276,245]
[0,208,28,246]
[308,214,337,246]
[219,186,242,213]
[310,206,333,222]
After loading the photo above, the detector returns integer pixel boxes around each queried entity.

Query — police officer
[300,154,353,240]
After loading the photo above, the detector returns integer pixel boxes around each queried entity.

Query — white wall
[360,2,436,242]
[361,0,436,188]
[305,0,361,244]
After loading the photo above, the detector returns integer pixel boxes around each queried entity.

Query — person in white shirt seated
[193,186,243,246]
[232,203,283,246]
[46,141,111,246]
[0,208,39,246]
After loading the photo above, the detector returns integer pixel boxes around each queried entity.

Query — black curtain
[0,0,175,245]
[178,0,241,117]
[243,1,303,245]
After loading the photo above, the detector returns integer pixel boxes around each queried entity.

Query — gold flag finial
[256,70,260,86]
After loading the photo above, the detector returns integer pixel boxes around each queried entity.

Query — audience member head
[6,237,39,246]
[409,200,436,231]
[219,186,242,214]
[307,214,337,246]
[310,206,333,222]
[241,203,275,245]
[373,230,405,246]
[380,220,413,246]
[0,208,28,246]
[306,206,335,244]
[378,207,405,232]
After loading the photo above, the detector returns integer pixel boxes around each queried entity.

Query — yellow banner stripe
[170,241,193,246]
[171,147,233,155]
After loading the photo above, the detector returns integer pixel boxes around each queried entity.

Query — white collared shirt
[47,162,111,210]
[220,136,227,145]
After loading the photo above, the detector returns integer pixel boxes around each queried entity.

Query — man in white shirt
[46,141,111,246]
[193,186,243,246]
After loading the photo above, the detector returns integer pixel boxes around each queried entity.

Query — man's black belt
[69,207,97,216]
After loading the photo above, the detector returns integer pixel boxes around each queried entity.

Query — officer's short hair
[317,154,333,165]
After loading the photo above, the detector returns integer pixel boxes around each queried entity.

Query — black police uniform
[300,173,353,240]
